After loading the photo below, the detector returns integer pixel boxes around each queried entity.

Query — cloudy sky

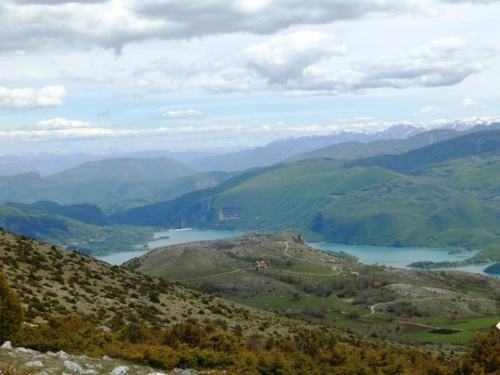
[1,0,499,154]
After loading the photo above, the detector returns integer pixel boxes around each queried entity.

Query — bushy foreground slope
[1,229,500,373]
[0,229,477,374]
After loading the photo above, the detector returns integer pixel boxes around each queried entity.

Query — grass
[409,330,476,344]
[439,316,499,330]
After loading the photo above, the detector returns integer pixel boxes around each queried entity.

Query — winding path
[280,241,305,262]
[173,241,344,281]
[173,268,252,282]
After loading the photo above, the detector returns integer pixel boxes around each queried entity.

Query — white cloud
[28,117,96,130]
[2,0,493,54]
[245,30,346,84]
[15,0,108,4]
[202,36,488,96]
[56,70,113,84]
[420,106,440,113]
[134,78,153,88]
[458,98,488,109]
[159,110,204,119]
[0,85,67,110]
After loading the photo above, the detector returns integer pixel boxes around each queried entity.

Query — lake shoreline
[94,230,500,278]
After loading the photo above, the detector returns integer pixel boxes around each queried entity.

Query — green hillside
[0,204,152,255]
[152,170,240,202]
[0,161,237,209]
[6,201,110,226]
[0,170,171,205]
[0,172,74,204]
[285,128,460,162]
[354,129,500,175]
[46,157,196,183]
[111,130,500,259]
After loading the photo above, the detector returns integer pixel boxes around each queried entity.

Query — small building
[349,271,359,277]
[373,281,381,287]
[254,260,269,269]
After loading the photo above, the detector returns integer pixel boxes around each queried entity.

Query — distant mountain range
[0,157,239,212]
[46,157,196,183]
[0,120,499,208]
[2,117,498,176]
[0,148,221,177]
[190,119,500,172]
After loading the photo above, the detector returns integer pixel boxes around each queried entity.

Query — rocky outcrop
[0,341,208,375]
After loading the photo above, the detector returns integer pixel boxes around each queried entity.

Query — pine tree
[0,272,24,343]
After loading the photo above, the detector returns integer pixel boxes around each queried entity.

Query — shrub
[0,272,25,344]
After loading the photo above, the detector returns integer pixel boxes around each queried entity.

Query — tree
[0,272,24,343]
[452,325,500,374]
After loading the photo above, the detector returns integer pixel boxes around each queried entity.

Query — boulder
[64,360,83,374]
[26,361,44,368]
[110,366,129,375]
[1,341,12,349]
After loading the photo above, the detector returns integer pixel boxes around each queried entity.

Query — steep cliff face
[218,207,244,221]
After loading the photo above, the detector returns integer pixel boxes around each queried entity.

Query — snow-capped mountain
[439,117,500,131]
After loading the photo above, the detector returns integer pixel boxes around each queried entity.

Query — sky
[0,0,499,154]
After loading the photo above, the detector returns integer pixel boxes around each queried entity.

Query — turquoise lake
[309,242,499,277]
[96,230,499,278]
[96,229,243,265]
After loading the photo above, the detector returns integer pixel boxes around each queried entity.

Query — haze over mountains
[2,117,498,177]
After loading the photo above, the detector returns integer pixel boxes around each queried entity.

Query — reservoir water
[96,229,243,265]
[309,242,500,277]
[95,230,499,278]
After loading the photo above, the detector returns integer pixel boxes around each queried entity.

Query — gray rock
[35,372,49,375]
[26,361,44,368]
[82,370,99,375]
[1,341,12,349]
[147,373,167,375]
[58,350,69,359]
[110,366,129,375]
[102,355,111,361]
[16,347,37,354]
[64,360,83,374]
